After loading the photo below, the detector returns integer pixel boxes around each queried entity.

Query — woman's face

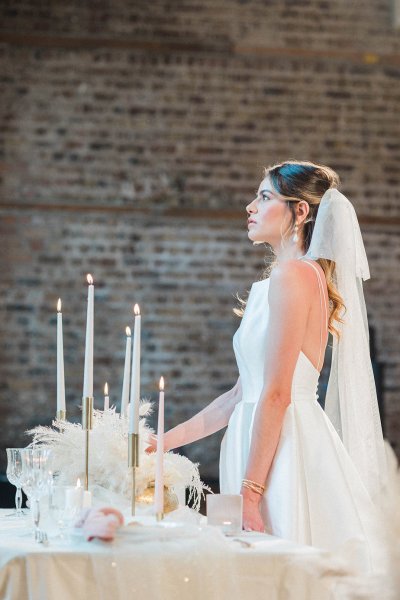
[246,176,292,246]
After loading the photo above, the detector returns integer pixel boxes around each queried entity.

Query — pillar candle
[82,490,92,508]
[66,479,83,510]
[121,326,131,416]
[83,274,94,399]
[128,304,141,434]
[56,298,66,415]
[154,376,165,515]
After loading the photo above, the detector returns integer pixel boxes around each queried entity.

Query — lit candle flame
[134,303,140,316]
[87,274,93,285]
[104,382,109,395]
[126,326,131,336]
[77,478,81,488]
[159,376,165,391]
[57,298,62,312]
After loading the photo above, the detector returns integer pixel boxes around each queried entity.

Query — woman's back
[233,258,327,405]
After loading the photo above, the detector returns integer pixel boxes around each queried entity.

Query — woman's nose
[246,198,257,214]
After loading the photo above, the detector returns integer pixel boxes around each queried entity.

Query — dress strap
[299,259,328,372]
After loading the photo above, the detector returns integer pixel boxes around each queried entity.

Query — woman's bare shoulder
[267,260,316,311]
[269,259,316,289]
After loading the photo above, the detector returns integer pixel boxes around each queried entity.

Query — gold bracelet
[242,481,264,496]
[242,478,265,492]
[242,478,265,495]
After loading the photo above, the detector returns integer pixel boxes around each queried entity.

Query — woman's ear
[297,200,310,222]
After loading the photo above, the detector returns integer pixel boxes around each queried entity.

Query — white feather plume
[27,400,209,511]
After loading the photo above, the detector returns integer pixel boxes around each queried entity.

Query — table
[0,509,394,600]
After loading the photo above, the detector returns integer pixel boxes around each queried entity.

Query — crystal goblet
[6,448,25,518]
[20,448,52,539]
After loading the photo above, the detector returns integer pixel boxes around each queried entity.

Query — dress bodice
[233,278,320,405]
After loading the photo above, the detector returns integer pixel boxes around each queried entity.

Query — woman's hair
[235,159,345,339]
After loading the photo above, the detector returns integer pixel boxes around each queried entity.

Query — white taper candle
[83,274,94,399]
[104,382,109,411]
[154,376,165,516]
[128,304,141,434]
[121,326,132,416]
[57,298,66,414]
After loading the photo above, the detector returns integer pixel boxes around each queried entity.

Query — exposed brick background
[0,0,399,480]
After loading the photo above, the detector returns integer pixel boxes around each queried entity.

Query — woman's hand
[144,431,176,454]
[241,488,265,532]
[145,428,186,455]
[145,433,157,454]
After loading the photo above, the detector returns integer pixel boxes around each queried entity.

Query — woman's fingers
[144,433,157,454]
[243,516,265,533]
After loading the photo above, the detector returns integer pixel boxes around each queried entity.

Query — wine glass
[6,448,25,518]
[20,448,52,539]
[49,484,81,540]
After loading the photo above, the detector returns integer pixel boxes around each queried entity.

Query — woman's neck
[273,243,306,263]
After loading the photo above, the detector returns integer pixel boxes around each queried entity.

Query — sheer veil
[303,187,388,506]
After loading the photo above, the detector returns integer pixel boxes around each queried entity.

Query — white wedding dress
[219,259,384,573]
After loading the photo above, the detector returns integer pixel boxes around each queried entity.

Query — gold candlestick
[56,409,66,421]
[128,432,139,515]
[82,396,93,491]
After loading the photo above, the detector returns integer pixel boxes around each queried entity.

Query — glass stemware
[49,484,81,540]
[20,448,52,539]
[6,448,25,518]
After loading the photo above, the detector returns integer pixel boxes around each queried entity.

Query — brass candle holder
[136,484,178,515]
[82,396,93,491]
[128,432,139,516]
[56,409,66,421]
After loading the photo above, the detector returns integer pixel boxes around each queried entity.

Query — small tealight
[222,520,233,534]
[206,494,243,535]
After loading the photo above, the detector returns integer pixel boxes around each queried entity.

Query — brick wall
[1,0,399,479]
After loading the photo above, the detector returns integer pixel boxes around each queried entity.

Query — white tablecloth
[0,510,395,600]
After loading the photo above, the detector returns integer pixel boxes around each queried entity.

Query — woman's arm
[242,260,315,531]
[146,376,242,452]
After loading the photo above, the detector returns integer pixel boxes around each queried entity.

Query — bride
[147,159,390,572]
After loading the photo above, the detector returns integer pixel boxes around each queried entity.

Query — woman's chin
[248,231,266,245]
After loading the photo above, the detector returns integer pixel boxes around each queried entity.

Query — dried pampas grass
[27,400,208,511]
